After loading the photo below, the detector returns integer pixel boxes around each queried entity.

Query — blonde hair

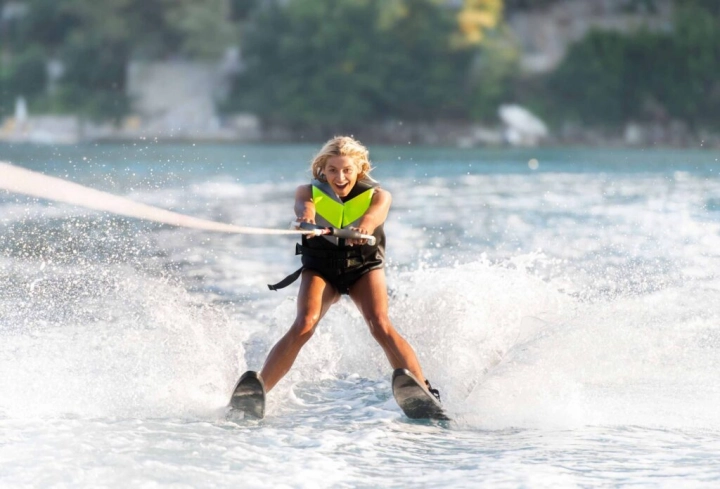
[310,136,372,181]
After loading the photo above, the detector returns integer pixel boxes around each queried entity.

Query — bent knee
[366,315,395,341]
[289,315,319,343]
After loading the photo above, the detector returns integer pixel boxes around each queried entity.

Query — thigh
[297,269,341,322]
[348,268,389,320]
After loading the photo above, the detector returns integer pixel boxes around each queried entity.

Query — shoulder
[295,184,312,200]
[372,187,392,204]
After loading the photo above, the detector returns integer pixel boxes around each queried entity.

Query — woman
[261,136,439,399]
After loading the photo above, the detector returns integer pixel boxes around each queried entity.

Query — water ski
[392,368,449,421]
[229,371,266,419]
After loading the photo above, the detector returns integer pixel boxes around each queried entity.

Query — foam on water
[0,256,247,419]
[6,228,716,430]
[2,164,719,427]
[261,256,720,430]
[2,145,720,487]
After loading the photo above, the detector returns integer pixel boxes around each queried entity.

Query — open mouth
[333,182,349,193]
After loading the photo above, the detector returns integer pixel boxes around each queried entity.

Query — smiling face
[310,137,373,193]
[323,155,360,198]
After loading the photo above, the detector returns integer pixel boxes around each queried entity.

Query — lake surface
[1,143,719,487]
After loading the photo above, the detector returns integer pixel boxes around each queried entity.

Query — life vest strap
[268,267,304,291]
[267,244,365,291]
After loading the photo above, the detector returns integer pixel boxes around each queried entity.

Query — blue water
[1,143,720,487]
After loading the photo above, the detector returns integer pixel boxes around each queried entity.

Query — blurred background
[1,0,718,148]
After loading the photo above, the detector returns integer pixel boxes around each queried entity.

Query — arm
[351,188,391,244]
[294,184,315,224]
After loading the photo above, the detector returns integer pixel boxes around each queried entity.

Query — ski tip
[392,368,414,382]
[230,370,267,419]
[238,370,263,383]
[238,370,266,389]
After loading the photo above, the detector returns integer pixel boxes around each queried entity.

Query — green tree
[0,46,47,117]
[466,26,519,121]
[663,2,720,126]
[2,0,239,121]
[227,0,487,129]
[547,30,629,125]
[543,1,720,128]
[680,0,720,15]
[56,0,235,59]
[165,1,237,59]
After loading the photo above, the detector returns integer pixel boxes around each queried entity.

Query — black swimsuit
[268,182,386,295]
[297,224,385,294]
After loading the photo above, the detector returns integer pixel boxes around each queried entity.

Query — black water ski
[392,368,449,421]
[229,371,266,419]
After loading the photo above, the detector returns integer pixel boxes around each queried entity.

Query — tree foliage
[542,1,720,127]
[5,0,717,130]
[456,0,503,45]
[465,26,519,120]
[0,46,47,116]
[547,30,630,125]
[1,0,237,120]
[226,0,511,128]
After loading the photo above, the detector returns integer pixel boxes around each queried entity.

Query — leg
[260,270,339,392]
[349,269,427,385]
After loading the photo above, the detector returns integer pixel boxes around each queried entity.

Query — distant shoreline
[1,115,718,150]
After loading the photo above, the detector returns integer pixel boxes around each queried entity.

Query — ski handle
[293,221,377,246]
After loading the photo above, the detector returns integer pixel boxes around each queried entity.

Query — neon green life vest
[311,178,377,229]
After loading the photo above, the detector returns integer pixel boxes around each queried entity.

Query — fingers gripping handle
[293,222,377,246]
[330,227,377,246]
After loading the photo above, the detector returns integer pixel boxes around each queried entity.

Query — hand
[347,227,370,247]
[294,216,315,230]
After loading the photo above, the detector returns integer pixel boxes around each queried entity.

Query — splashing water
[1,144,719,487]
